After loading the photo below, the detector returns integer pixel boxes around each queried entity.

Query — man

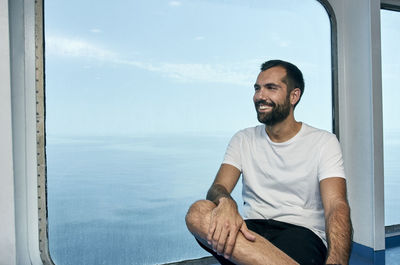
[185,60,352,265]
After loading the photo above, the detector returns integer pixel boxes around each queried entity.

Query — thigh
[269,223,327,265]
[245,219,327,265]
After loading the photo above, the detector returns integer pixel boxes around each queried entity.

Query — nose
[254,87,268,102]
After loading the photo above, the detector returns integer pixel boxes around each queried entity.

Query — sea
[46,133,244,265]
[46,132,400,265]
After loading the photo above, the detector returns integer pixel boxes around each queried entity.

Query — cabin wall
[0,0,17,264]
[330,0,385,252]
[9,0,42,264]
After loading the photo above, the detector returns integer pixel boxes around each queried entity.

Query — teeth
[259,105,270,110]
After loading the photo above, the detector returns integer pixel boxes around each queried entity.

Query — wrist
[217,196,231,204]
[217,196,236,208]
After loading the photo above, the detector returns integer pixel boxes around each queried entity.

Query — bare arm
[320,177,353,265]
[206,163,256,259]
[206,163,240,204]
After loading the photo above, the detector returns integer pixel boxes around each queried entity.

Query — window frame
[35,0,339,264]
[380,0,400,238]
[382,0,400,12]
[35,0,51,263]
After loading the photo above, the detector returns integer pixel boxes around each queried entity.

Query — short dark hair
[260,60,304,108]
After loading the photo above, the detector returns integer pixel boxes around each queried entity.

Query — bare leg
[185,200,299,265]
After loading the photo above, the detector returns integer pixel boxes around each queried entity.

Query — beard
[255,94,291,126]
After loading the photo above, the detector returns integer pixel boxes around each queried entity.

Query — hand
[207,197,256,259]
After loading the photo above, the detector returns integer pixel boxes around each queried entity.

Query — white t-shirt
[222,123,345,245]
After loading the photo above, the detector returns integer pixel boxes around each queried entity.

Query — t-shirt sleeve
[222,131,242,172]
[318,134,346,181]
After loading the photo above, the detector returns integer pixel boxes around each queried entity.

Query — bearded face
[254,92,291,126]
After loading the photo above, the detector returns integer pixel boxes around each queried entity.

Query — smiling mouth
[256,101,274,112]
[258,105,272,111]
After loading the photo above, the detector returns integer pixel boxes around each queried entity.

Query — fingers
[207,214,216,245]
[216,224,230,254]
[223,226,240,259]
[212,223,255,260]
[208,211,224,251]
[240,222,256,242]
[208,217,237,257]
[206,207,250,260]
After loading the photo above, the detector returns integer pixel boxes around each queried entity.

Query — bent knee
[186,200,215,222]
[185,200,215,233]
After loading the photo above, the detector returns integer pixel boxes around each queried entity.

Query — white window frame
[380,0,400,236]
[35,0,338,264]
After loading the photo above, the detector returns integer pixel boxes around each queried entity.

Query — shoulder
[301,123,338,143]
[227,125,264,147]
[301,124,344,168]
[232,125,265,141]
[298,123,342,155]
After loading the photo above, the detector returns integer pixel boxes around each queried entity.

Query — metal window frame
[35,0,338,264]
[382,0,400,11]
[380,0,400,237]
[35,0,53,264]
[316,0,340,138]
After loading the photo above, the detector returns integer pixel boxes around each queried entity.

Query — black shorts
[197,219,327,265]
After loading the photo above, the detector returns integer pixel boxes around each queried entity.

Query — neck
[265,114,302,143]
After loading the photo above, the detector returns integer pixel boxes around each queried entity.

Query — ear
[290,88,301,106]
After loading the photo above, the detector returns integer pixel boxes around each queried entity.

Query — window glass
[44,0,332,263]
[381,9,400,226]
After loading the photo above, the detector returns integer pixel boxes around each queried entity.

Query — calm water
[47,134,244,265]
[47,133,400,265]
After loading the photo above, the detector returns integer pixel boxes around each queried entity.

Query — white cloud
[155,62,253,85]
[46,35,256,86]
[46,36,116,60]
[116,60,254,86]
[169,1,181,6]
[195,36,205,41]
[90,28,102,33]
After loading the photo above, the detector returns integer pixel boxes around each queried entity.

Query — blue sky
[45,0,333,136]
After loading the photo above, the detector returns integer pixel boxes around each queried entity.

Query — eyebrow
[254,83,282,89]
